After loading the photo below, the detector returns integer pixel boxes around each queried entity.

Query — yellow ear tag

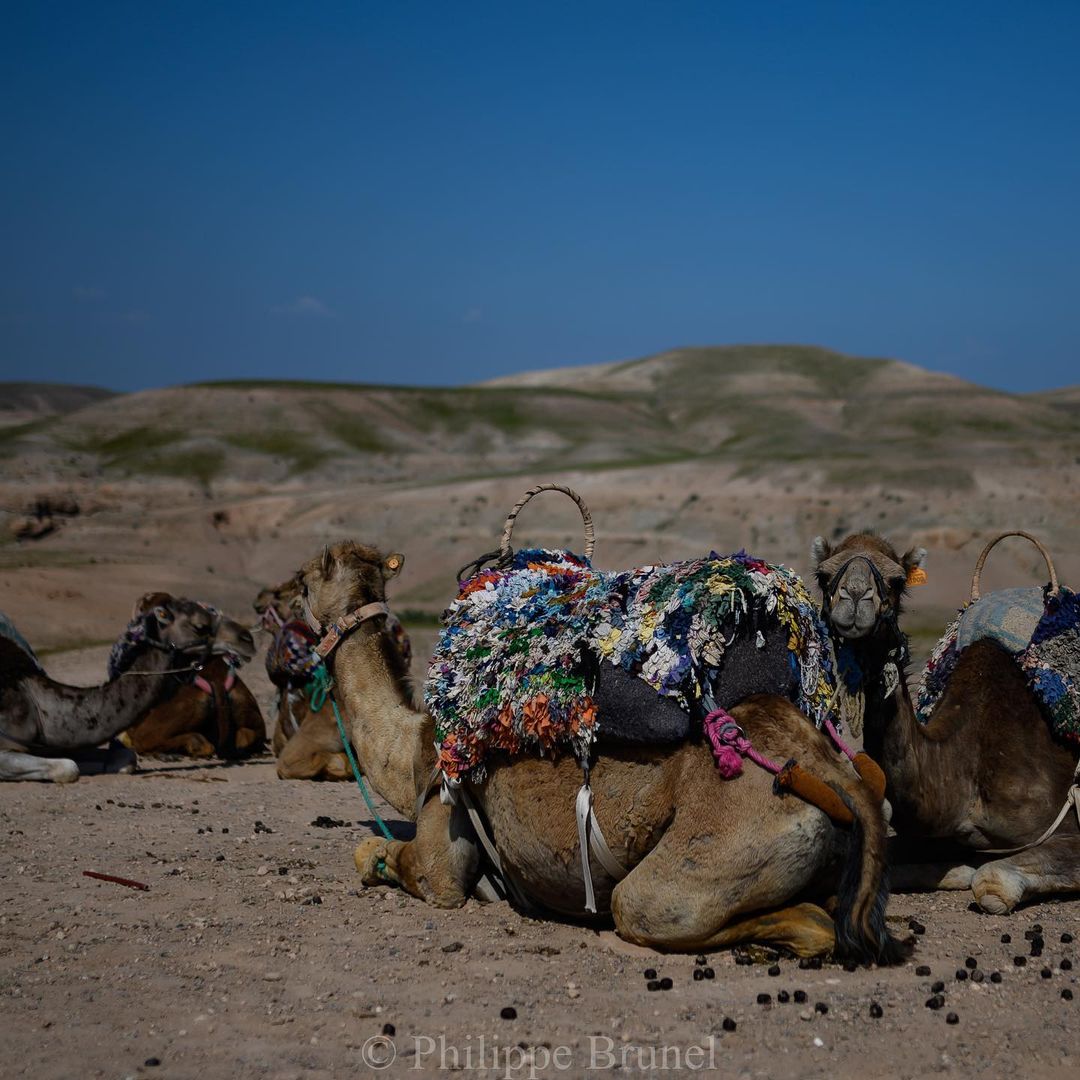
[906,567,928,587]
[386,556,401,570]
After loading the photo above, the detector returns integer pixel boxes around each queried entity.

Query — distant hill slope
[1,346,1077,494]
[0,382,118,425]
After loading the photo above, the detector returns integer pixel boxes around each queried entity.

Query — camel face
[132,592,256,666]
[298,542,404,628]
[253,576,302,626]
[812,533,925,640]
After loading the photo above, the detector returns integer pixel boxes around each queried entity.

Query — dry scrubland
[2,345,1080,1078]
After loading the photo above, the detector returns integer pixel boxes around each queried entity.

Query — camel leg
[971,835,1080,914]
[889,863,978,892]
[354,796,480,908]
[73,740,139,776]
[152,733,216,758]
[0,750,79,783]
[234,727,264,753]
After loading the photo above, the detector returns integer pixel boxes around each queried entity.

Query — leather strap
[311,602,390,659]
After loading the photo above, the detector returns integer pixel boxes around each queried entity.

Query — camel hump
[956,587,1046,655]
[0,610,44,682]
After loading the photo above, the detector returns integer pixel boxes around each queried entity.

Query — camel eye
[152,606,173,625]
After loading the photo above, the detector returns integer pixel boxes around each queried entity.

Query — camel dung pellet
[915,965,931,976]
[659,977,673,991]
[768,965,781,977]
[843,961,858,972]
[777,990,790,1003]
[1025,930,1036,940]
[736,955,752,966]
[932,980,945,993]
[1014,956,1027,966]
[703,967,715,980]
[500,1006,517,1019]
[869,1002,883,1019]
[722,1017,737,1032]
[144,1060,161,1068]
[908,919,926,935]
[793,990,808,1004]
[971,970,985,983]
[1001,933,1012,944]
[946,1012,959,1025]
[1062,932,1073,944]
[643,968,657,980]
[646,980,661,993]
[814,1002,829,1014]
[382,1023,395,1036]
[955,970,968,982]
[1061,959,1073,970]
[695,954,707,966]
[1032,923,1043,933]
[757,993,772,1005]
[1063,989,1074,1001]
[693,969,705,982]
[1041,968,1053,979]
[926,995,945,1011]
[990,972,1003,983]
[964,957,977,969]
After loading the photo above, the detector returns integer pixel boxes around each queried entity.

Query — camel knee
[972,861,1027,914]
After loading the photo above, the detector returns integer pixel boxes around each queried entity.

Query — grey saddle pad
[593,628,801,744]
[956,587,1046,656]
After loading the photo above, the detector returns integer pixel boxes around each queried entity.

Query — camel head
[130,593,256,667]
[297,542,405,630]
[253,576,302,629]
[811,533,926,642]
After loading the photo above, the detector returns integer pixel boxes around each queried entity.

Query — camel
[254,577,411,781]
[0,593,256,782]
[118,655,266,759]
[297,540,910,961]
[812,531,1080,913]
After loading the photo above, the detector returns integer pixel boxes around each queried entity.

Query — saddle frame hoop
[500,483,596,563]
[970,530,1059,602]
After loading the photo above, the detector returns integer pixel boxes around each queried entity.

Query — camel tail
[831,776,913,966]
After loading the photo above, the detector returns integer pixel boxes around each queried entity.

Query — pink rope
[703,708,783,779]
[822,714,856,762]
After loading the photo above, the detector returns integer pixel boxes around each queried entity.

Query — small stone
[722,1017,737,1032]
[646,980,661,992]
[643,968,657,980]
[256,866,270,877]
[1000,933,1012,944]
[703,967,715,980]
[1063,989,1074,1001]
[946,1012,959,1025]
[756,993,771,1005]
[990,971,1003,983]
[932,980,945,993]
[567,987,580,999]
[768,965,781,977]
[382,1023,395,1036]
[264,972,282,982]
[814,1002,829,1014]
[793,990,808,1004]
[964,957,977,969]
[869,1002,883,1019]
[915,965,931,976]
[441,942,463,954]
[955,970,968,982]
[500,1006,517,1020]
[214,854,225,862]
[777,990,790,1004]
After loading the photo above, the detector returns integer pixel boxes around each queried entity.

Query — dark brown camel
[812,531,1080,913]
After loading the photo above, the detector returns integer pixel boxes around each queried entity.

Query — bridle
[301,593,389,660]
[821,554,902,639]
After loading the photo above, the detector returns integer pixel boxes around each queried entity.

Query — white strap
[576,781,629,914]
[981,759,1080,855]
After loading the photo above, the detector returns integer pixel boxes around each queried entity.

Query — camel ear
[902,546,928,587]
[810,536,831,570]
[134,591,171,617]
[320,545,335,580]
[383,553,405,579]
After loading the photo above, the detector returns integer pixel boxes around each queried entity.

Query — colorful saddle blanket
[0,610,43,672]
[916,585,1080,745]
[426,548,836,783]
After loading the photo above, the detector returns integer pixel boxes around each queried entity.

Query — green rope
[307,665,394,841]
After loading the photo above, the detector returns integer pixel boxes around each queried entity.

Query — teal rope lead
[308,665,394,841]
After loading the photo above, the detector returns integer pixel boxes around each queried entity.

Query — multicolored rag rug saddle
[426,548,837,783]
[916,585,1080,746]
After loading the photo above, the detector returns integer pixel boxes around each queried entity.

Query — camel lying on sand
[0,594,255,782]
[254,577,411,781]
[813,531,1080,913]
[296,541,908,961]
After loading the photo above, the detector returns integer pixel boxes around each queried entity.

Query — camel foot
[972,863,1026,914]
[354,837,391,886]
[51,759,80,784]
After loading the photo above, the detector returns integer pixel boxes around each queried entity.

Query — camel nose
[839,584,875,604]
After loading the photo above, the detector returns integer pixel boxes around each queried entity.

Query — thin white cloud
[73,286,105,302]
[272,295,333,317]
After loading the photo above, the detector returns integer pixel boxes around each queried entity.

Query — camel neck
[330,626,435,820]
[29,645,185,751]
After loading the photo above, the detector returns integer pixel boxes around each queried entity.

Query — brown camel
[297,540,910,961]
[0,594,255,782]
[254,576,412,781]
[812,531,1080,913]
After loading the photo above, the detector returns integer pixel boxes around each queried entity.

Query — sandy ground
[0,647,1077,1080]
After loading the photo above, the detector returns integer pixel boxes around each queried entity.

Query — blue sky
[2,2,1078,391]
